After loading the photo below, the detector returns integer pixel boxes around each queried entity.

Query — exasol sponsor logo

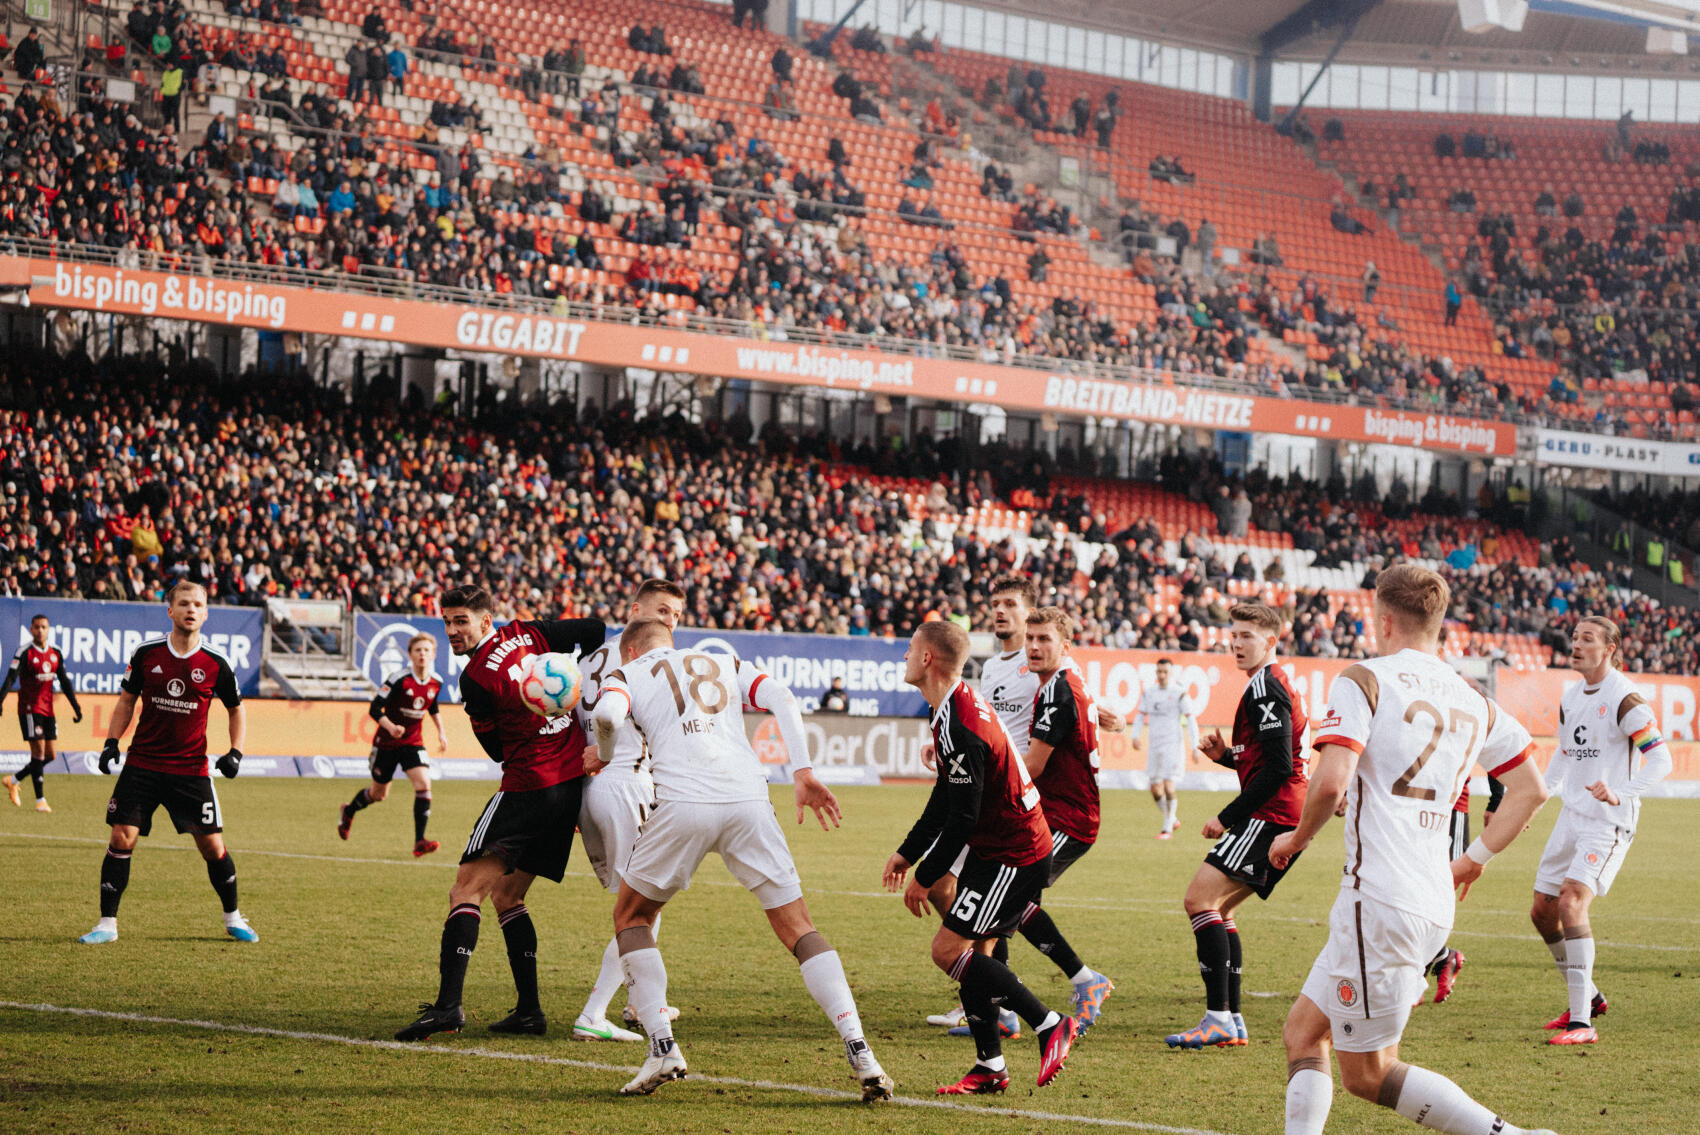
[732,345,915,389]
[1362,410,1500,453]
[1042,377,1254,427]
[48,264,288,327]
[453,311,587,355]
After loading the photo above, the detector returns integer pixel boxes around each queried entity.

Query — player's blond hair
[1374,563,1450,638]
[166,579,207,604]
[1574,615,1624,669]
[407,633,435,652]
[1024,605,1075,640]
[913,620,969,676]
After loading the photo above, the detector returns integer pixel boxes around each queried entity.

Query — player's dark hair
[1024,605,1075,640]
[622,617,673,656]
[407,633,435,651]
[989,574,1038,608]
[440,584,493,614]
[914,620,969,675]
[635,578,686,603]
[1156,656,1174,666]
[29,613,47,624]
[1228,602,1283,636]
[1375,564,1449,638]
[166,579,207,603]
[1573,615,1624,669]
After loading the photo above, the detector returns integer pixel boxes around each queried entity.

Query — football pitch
[2,779,1696,1135]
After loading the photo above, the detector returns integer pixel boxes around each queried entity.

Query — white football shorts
[1300,891,1448,1053]
[623,798,803,909]
[578,773,654,893]
[1534,807,1634,898]
[1146,737,1187,783]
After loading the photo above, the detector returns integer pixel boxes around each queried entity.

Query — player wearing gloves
[80,581,252,945]
[592,617,892,1102]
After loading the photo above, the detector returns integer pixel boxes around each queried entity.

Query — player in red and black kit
[884,621,1077,1096]
[1165,602,1309,1050]
[1014,607,1116,1031]
[395,584,605,1042]
[1,613,82,812]
[338,633,447,856]
[79,581,252,945]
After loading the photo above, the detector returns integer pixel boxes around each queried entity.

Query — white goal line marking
[5,831,1693,949]
[0,1000,1233,1135]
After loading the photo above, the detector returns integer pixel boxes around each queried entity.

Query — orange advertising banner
[9,254,1516,456]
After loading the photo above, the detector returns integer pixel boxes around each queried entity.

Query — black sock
[414,794,432,842]
[1018,905,1086,979]
[1191,911,1231,1012]
[99,848,131,917]
[23,760,45,799]
[206,852,239,913]
[497,904,540,1013]
[348,787,374,812]
[991,936,1009,965]
[436,903,481,1009]
[1224,919,1243,1015]
[958,969,1003,1063]
[958,951,1050,1032]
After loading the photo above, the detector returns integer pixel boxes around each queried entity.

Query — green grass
[1,779,1696,1135]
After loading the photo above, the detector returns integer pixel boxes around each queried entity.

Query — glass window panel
[1086,31,1105,75]
[1179,49,1198,93]
[1046,22,1066,66]
[1621,77,1650,119]
[1388,66,1420,109]
[1219,58,1237,99]
[1359,65,1388,109]
[981,10,1001,54]
[1331,63,1360,108]
[1160,45,1179,88]
[1564,75,1594,118]
[1067,26,1086,71]
[1505,71,1534,115]
[1104,34,1124,80]
[1679,79,1700,122]
[1535,72,1564,116]
[1416,69,1447,111]
[1650,78,1677,122]
[1272,61,1301,107]
[1592,76,1621,120]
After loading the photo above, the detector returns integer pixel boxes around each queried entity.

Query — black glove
[99,738,121,775]
[215,748,243,779]
[72,706,83,724]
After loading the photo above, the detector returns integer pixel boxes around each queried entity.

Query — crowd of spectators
[2,347,1693,673]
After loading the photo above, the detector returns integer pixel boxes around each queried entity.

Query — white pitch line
[4,831,1694,951]
[0,1000,1232,1135]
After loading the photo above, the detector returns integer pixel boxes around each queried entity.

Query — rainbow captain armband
[1629,722,1666,755]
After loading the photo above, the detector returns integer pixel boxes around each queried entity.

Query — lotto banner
[0,597,263,696]
[6,254,1515,457]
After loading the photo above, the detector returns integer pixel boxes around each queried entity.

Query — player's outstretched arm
[1453,757,1548,899]
[590,684,631,762]
[58,657,83,723]
[1269,742,1358,869]
[792,767,841,831]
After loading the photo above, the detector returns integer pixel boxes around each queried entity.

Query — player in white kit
[592,618,892,1102]
[1268,566,1558,1135]
[570,578,687,1042]
[1133,658,1198,839]
[1531,616,1671,1047]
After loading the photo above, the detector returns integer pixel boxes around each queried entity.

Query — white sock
[1166,796,1179,824]
[619,946,674,1042]
[1069,965,1093,984]
[1037,1010,1061,1031]
[1392,1064,1524,1135]
[223,910,244,927]
[1564,936,1595,1025]
[1204,1008,1234,1029]
[582,935,623,1022]
[799,951,864,1043]
[1152,794,1167,821]
[1286,1067,1333,1135]
[977,1053,1007,1072]
[93,916,116,932]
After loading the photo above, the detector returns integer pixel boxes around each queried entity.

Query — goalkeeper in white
[592,617,892,1101]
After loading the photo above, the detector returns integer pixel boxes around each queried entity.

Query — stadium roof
[974,1,1697,70]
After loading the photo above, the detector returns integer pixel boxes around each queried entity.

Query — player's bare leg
[929,921,1075,1092]
[764,897,892,1101]
[487,869,544,1034]
[1167,865,1254,1048]
[404,766,437,856]
[1282,995,1335,1134]
[1534,882,1604,1044]
[612,883,687,1094]
[395,854,511,1040]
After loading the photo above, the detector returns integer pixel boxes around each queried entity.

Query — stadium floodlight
[1458,0,1529,33]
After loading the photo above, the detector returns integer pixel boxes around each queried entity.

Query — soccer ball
[517,652,583,718]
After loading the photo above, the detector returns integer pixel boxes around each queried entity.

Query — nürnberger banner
[10,255,1515,456]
